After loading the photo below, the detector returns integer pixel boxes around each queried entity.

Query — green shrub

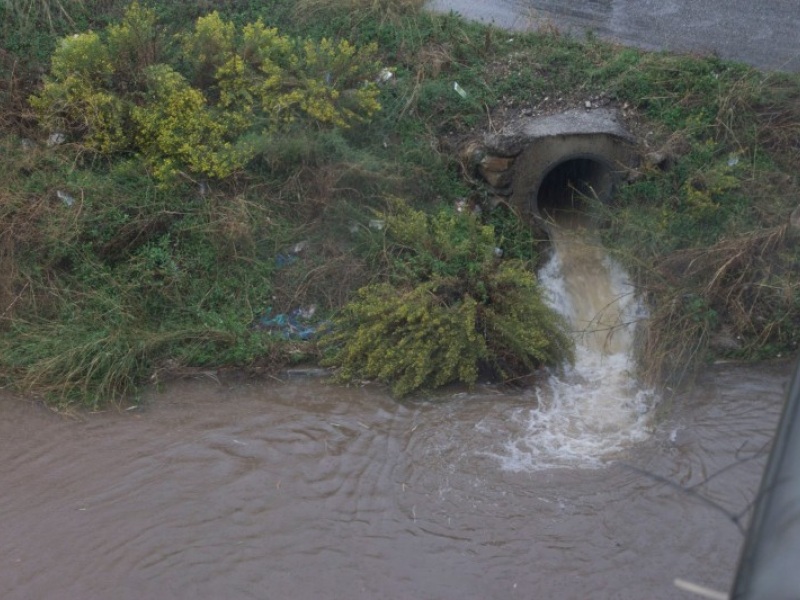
[29,30,128,153]
[132,63,250,180]
[322,202,573,396]
[30,2,383,179]
[324,281,486,396]
[106,0,161,86]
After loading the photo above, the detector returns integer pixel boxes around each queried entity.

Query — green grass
[1,0,798,405]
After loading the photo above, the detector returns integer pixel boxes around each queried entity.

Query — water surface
[0,361,789,599]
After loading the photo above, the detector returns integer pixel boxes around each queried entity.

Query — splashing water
[498,214,657,471]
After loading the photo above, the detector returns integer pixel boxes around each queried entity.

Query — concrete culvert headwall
[468,108,637,222]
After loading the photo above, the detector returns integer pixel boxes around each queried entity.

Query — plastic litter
[254,306,323,340]
[56,190,75,207]
[275,240,309,268]
[47,132,65,147]
[455,199,482,216]
[377,68,394,83]
[275,254,297,268]
[453,82,467,99]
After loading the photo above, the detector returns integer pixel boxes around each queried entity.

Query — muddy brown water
[0,361,791,600]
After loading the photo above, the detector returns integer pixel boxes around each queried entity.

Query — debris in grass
[254,306,323,340]
[47,132,65,147]
[56,190,75,206]
[377,68,394,83]
[275,240,309,267]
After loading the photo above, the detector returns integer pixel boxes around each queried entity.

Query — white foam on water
[495,222,657,471]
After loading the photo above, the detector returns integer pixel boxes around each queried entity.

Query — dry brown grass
[0,48,38,134]
[0,143,71,327]
[753,92,800,172]
[639,223,798,385]
[293,0,424,26]
[271,241,369,313]
[714,73,800,173]
[0,211,18,328]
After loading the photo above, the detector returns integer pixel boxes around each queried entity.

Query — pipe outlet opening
[536,157,613,218]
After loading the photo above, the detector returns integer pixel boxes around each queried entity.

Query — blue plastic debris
[275,253,298,268]
[254,306,326,341]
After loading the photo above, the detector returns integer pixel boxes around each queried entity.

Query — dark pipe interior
[536,158,612,217]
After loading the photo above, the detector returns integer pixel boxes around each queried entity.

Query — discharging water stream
[498,213,655,471]
[0,213,792,599]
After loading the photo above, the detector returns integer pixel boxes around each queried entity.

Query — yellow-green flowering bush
[106,1,160,86]
[30,31,128,154]
[326,282,486,396]
[682,165,739,222]
[132,65,251,180]
[297,38,382,127]
[30,2,382,180]
[322,203,574,396]
[50,31,114,82]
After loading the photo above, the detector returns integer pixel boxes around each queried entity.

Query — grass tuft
[293,0,425,27]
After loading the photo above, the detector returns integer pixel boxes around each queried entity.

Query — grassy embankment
[0,0,798,407]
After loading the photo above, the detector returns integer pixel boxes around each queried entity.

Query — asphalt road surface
[426,0,800,72]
